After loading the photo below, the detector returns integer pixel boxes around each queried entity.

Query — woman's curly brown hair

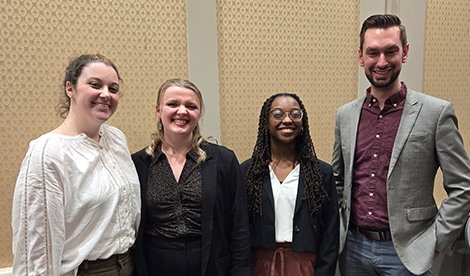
[245,93,327,228]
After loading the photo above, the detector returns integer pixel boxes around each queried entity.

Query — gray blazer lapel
[388,89,422,177]
[347,98,364,171]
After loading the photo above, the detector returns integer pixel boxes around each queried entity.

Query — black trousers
[77,249,133,276]
[144,234,202,276]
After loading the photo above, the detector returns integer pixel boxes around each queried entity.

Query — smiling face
[156,85,201,140]
[268,96,302,146]
[66,62,120,125]
[359,26,409,93]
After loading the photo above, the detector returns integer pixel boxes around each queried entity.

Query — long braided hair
[245,93,327,228]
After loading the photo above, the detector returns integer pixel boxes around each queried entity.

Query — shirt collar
[186,148,199,163]
[366,82,407,107]
[150,145,199,166]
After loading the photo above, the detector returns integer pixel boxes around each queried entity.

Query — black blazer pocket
[406,205,438,222]
[215,254,231,276]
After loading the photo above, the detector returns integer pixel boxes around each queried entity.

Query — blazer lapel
[294,174,305,215]
[347,98,364,171]
[139,155,150,203]
[263,173,275,210]
[200,146,216,276]
[388,89,422,177]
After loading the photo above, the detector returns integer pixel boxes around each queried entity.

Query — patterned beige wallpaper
[0,0,189,267]
[1,0,469,269]
[217,0,360,163]
[423,0,470,204]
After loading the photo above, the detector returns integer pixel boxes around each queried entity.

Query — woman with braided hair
[241,93,339,276]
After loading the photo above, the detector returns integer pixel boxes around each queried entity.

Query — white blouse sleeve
[12,137,66,276]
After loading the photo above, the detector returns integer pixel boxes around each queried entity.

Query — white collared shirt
[12,124,141,276]
[269,164,300,243]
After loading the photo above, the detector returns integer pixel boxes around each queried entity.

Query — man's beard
[365,67,401,88]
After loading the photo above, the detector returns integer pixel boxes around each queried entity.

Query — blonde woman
[132,78,251,276]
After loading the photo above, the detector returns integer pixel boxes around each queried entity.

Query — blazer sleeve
[224,150,252,276]
[434,102,470,255]
[332,106,346,207]
[314,162,340,276]
[131,148,150,276]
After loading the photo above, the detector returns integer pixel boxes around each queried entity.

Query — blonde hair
[146,78,207,164]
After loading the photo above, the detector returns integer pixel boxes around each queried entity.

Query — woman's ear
[65,81,74,99]
[156,104,161,119]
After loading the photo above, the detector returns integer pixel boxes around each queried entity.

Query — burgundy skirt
[252,243,316,276]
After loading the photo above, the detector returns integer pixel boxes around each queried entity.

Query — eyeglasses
[270,108,303,122]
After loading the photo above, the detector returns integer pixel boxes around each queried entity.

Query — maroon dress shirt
[351,83,407,230]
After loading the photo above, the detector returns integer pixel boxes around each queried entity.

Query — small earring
[157,120,163,131]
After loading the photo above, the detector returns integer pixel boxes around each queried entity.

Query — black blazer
[240,159,339,276]
[132,142,252,276]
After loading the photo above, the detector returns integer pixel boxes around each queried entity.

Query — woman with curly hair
[12,54,140,275]
[241,93,339,276]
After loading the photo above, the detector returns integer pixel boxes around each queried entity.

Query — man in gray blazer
[332,14,470,276]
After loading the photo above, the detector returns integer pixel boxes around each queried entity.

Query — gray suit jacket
[332,88,470,274]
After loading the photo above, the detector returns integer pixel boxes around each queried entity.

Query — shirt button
[371,173,375,177]
[379,115,383,118]
[370,193,373,196]
[368,212,372,215]
[393,103,397,107]
[373,154,377,158]
[372,99,376,102]
[376,134,380,138]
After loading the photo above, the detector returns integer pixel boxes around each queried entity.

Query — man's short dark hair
[359,14,407,51]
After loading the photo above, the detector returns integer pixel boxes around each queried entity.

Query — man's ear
[402,43,410,63]
[358,48,365,67]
